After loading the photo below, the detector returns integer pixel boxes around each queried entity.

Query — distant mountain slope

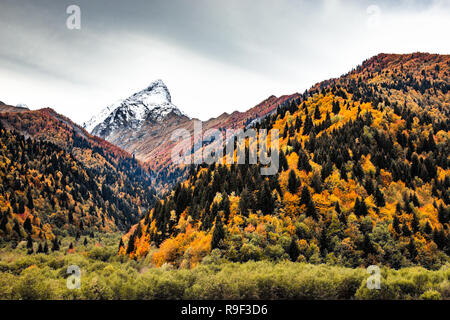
[0,107,156,242]
[0,102,29,113]
[85,80,187,136]
[123,53,450,270]
[84,80,299,173]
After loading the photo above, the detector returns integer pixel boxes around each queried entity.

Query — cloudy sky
[0,0,449,125]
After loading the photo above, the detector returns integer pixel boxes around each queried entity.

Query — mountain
[0,102,29,113]
[84,80,188,147]
[122,53,450,270]
[0,107,156,242]
[84,80,299,174]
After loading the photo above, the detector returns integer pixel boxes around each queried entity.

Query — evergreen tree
[362,234,375,256]
[314,105,321,120]
[424,221,432,234]
[211,216,225,250]
[118,238,124,251]
[374,187,386,207]
[288,170,300,194]
[407,238,418,262]
[393,215,401,234]
[221,193,231,220]
[300,186,311,205]
[303,115,313,135]
[23,217,32,233]
[259,181,274,214]
[26,234,33,249]
[26,188,34,209]
[51,237,60,251]
[288,237,300,262]
[332,100,341,114]
[126,234,135,255]
[306,200,317,219]
[239,188,251,217]
[279,150,288,172]
[359,199,368,216]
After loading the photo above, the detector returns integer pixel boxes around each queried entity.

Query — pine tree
[26,234,33,249]
[374,187,385,207]
[359,199,368,216]
[306,200,317,219]
[300,186,311,205]
[424,221,432,234]
[279,150,288,172]
[26,188,34,210]
[239,188,251,217]
[303,115,313,135]
[393,215,401,234]
[126,234,135,255]
[362,234,375,256]
[23,217,32,233]
[52,237,60,251]
[221,193,231,220]
[211,216,225,250]
[288,237,300,262]
[407,238,418,262]
[288,170,300,194]
[259,181,274,214]
[314,105,321,120]
[354,197,368,216]
[332,100,341,114]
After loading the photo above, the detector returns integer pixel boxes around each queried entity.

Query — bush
[420,290,441,300]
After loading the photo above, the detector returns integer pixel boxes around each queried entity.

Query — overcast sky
[0,0,449,124]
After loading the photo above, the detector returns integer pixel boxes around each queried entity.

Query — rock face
[84,79,187,137]
[84,79,299,170]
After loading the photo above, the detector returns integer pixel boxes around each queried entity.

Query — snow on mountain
[83,80,188,135]
[83,104,115,133]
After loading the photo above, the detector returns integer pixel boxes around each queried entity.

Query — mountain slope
[85,80,187,138]
[85,80,299,174]
[123,53,450,270]
[0,107,156,242]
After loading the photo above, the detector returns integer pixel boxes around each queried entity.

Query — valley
[0,53,449,300]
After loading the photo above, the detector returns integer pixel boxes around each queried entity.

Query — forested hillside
[123,53,450,270]
[0,109,156,249]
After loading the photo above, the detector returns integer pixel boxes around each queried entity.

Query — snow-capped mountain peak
[83,80,188,135]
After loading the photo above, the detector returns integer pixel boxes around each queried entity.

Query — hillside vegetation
[0,237,448,300]
[0,115,156,245]
[124,53,449,270]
